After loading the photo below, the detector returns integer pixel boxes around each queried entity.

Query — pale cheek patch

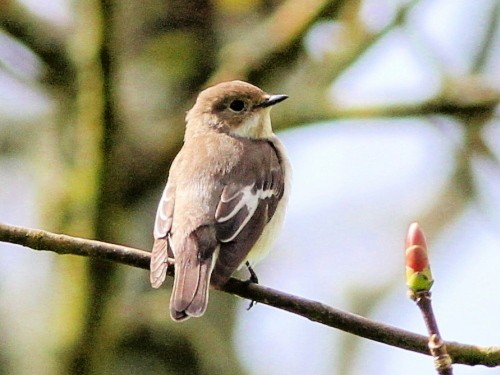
[230,110,273,139]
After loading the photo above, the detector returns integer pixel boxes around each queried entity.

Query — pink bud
[405,222,433,291]
[406,222,427,250]
[406,245,429,272]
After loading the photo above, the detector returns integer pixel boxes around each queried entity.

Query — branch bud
[405,222,434,292]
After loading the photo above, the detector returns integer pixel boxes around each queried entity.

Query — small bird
[150,80,291,321]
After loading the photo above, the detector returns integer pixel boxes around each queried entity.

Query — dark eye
[229,100,245,112]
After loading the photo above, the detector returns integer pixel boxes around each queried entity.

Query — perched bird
[150,80,291,321]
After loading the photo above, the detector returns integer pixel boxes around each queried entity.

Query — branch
[0,1,75,90]
[207,0,335,85]
[471,0,500,73]
[0,222,499,367]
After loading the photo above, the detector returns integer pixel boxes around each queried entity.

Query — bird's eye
[229,100,245,112]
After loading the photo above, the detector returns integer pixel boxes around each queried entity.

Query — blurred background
[0,0,499,374]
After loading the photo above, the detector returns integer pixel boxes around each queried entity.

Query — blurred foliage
[0,0,498,374]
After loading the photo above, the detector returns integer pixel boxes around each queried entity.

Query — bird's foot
[246,261,259,284]
[245,261,258,310]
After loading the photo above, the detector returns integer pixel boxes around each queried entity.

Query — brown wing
[210,140,285,287]
[150,181,175,288]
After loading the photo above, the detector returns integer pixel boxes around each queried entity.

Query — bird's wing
[214,169,283,243]
[211,141,285,286]
[150,181,175,288]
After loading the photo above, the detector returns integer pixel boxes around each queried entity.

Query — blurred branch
[272,0,499,131]
[1,222,499,368]
[207,0,339,85]
[271,0,422,129]
[334,88,499,119]
[471,0,500,74]
[0,0,75,90]
[275,82,499,129]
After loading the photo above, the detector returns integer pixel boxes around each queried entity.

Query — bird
[150,80,291,321]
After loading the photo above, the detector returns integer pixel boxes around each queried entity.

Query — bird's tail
[170,228,218,321]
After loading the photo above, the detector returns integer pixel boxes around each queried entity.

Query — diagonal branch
[0,1,75,90]
[0,222,499,367]
[207,0,337,85]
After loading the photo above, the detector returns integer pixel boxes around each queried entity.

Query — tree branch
[207,0,336,85]
[0,222,499,367]
[0,1,75,90]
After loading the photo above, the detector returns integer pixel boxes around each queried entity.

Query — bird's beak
[259,94,288,108]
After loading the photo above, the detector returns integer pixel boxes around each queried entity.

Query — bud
[405,223,434,292]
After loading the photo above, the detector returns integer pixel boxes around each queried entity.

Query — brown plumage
[150,80,291,321]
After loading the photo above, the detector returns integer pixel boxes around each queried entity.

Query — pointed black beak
[259,94,288,108]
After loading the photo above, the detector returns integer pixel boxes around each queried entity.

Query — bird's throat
[231,109,274,139]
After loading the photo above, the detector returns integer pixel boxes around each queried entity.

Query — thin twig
[0,222,499,367]
[413,292,453,375]
[406,223,453,374]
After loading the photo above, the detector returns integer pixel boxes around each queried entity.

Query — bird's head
[186,80,288,139]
